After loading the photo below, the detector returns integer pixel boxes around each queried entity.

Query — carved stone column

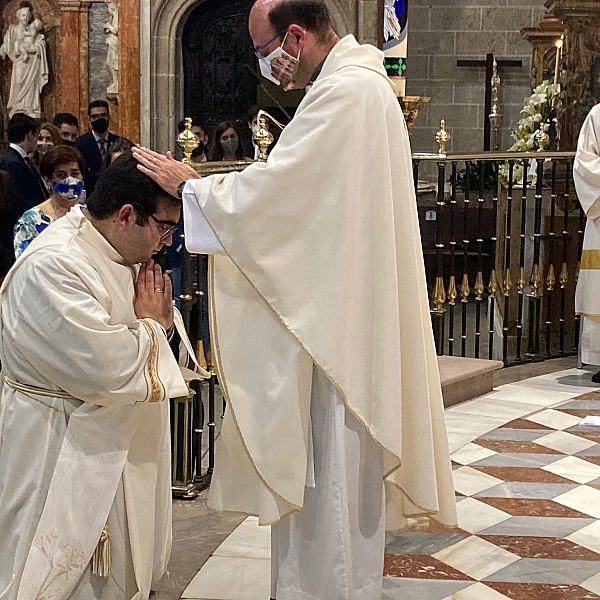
[553,0,600,150]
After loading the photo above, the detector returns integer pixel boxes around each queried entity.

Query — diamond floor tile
[484,558,600,585]
[543,456,600,484]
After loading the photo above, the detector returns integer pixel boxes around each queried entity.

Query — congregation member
[574,102,600,382]
[209,121,248,161]
[0,113,49,221]
[76,99,120,192]
[14,145,85,257]
[177,118,210,164]
[0,153,191,599]
[134,0,456,598]
[53,111,80,144]
[31,122,62,169]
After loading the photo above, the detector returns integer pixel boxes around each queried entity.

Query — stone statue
[0,1,49,118]
[104,2,118,94]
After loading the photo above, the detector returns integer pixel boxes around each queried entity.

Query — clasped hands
[134,259,174,332]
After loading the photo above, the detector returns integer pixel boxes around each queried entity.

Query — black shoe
[591,370,600,384]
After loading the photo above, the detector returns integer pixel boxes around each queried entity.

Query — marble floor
[157,361,600,600]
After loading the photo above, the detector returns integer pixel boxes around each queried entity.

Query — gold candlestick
[435,120,451,157]
[253,110,286,162]
[177,118,199,165]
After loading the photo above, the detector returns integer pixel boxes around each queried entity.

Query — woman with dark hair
[209,121,248,161]
[14,145,85,257]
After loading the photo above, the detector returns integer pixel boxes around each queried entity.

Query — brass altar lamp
[177,118,200,165]
[399,96,430,129]
[254,110,286,162]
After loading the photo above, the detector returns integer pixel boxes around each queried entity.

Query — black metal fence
[412,151,581,365]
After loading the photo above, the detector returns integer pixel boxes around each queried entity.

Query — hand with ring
[134,259,174,330]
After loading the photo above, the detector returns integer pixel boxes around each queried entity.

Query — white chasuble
[183,34,457,531]
[574,103,600,364]
[0,206,189,600]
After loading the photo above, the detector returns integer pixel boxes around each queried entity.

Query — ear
[117,204,136,228]
[43,176,52,192]
[287,24,306,47]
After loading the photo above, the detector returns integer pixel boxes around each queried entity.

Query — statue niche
[0,0,48,118]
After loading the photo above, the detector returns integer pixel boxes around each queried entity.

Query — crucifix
[457,53,523,151]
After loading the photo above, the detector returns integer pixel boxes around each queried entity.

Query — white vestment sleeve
[182,180,226,255]
[575,108,600,221]
[1,251,188,405]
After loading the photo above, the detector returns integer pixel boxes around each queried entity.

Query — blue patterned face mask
[52,177,84,200]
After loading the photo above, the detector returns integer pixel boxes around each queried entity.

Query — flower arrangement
[500,81,560,184]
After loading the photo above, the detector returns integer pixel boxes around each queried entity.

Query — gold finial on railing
[177,118,199,165]
[435,119,451,157]
[559,263,569,289]
[475,271,485,300]
[517,267,527,295]
[460,273,470,303]
[503,268,513,297]
[447,275,457,306]
[433,276,446,312]
[534,122,550,152]
[529,264,543,298]
[546,264,556,291]
[488,270,498,296]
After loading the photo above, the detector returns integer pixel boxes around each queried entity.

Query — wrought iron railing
[412,150,581,365]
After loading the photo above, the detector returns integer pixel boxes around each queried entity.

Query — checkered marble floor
[181,368,600,600]
[384,391,600,600]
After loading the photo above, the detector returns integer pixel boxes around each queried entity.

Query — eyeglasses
[132,204,178,239]
[254,33,280,59]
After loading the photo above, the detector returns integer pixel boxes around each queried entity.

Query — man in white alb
[574,103,600,381]
[0,153,202,599]
[134,1,457,598]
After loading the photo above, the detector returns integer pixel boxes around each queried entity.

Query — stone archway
[146,0,381,151]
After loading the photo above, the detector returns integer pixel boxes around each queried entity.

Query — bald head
[249,0,339,89]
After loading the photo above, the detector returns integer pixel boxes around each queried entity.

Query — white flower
[533,113,543,122]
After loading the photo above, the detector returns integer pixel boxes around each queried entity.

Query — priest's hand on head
[133,147,201,198]
[134,259,174,331]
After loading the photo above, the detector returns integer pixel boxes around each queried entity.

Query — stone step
[438,355,503,407]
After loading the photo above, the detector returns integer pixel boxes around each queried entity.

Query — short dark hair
[268,0,334,42]
[53,112,79,129]
[177,118,204,134]
[39,146,86,180]
[101,137,134,171]
[88,100,109,116]
[7,113,39,144]
[87,151,179,222]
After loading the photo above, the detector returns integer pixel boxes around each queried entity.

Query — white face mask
[258,32,301,91]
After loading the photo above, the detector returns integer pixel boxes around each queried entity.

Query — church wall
[146,0,382,152]
[407,0,546,154]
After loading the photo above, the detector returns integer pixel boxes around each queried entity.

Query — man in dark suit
[75,100,120,193]
[0,113,49,220]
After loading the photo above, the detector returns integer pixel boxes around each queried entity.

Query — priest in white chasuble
[0,154,195,600]
[134,0,457,597]
[575,103,600,380]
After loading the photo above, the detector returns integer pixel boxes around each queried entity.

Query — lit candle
[554,35,564,86]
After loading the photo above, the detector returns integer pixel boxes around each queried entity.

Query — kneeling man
[0,153,189,599]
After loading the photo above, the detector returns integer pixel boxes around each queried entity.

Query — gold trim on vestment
[139,319,163,402]
[3,375,73,414]
[580,250,600,270]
